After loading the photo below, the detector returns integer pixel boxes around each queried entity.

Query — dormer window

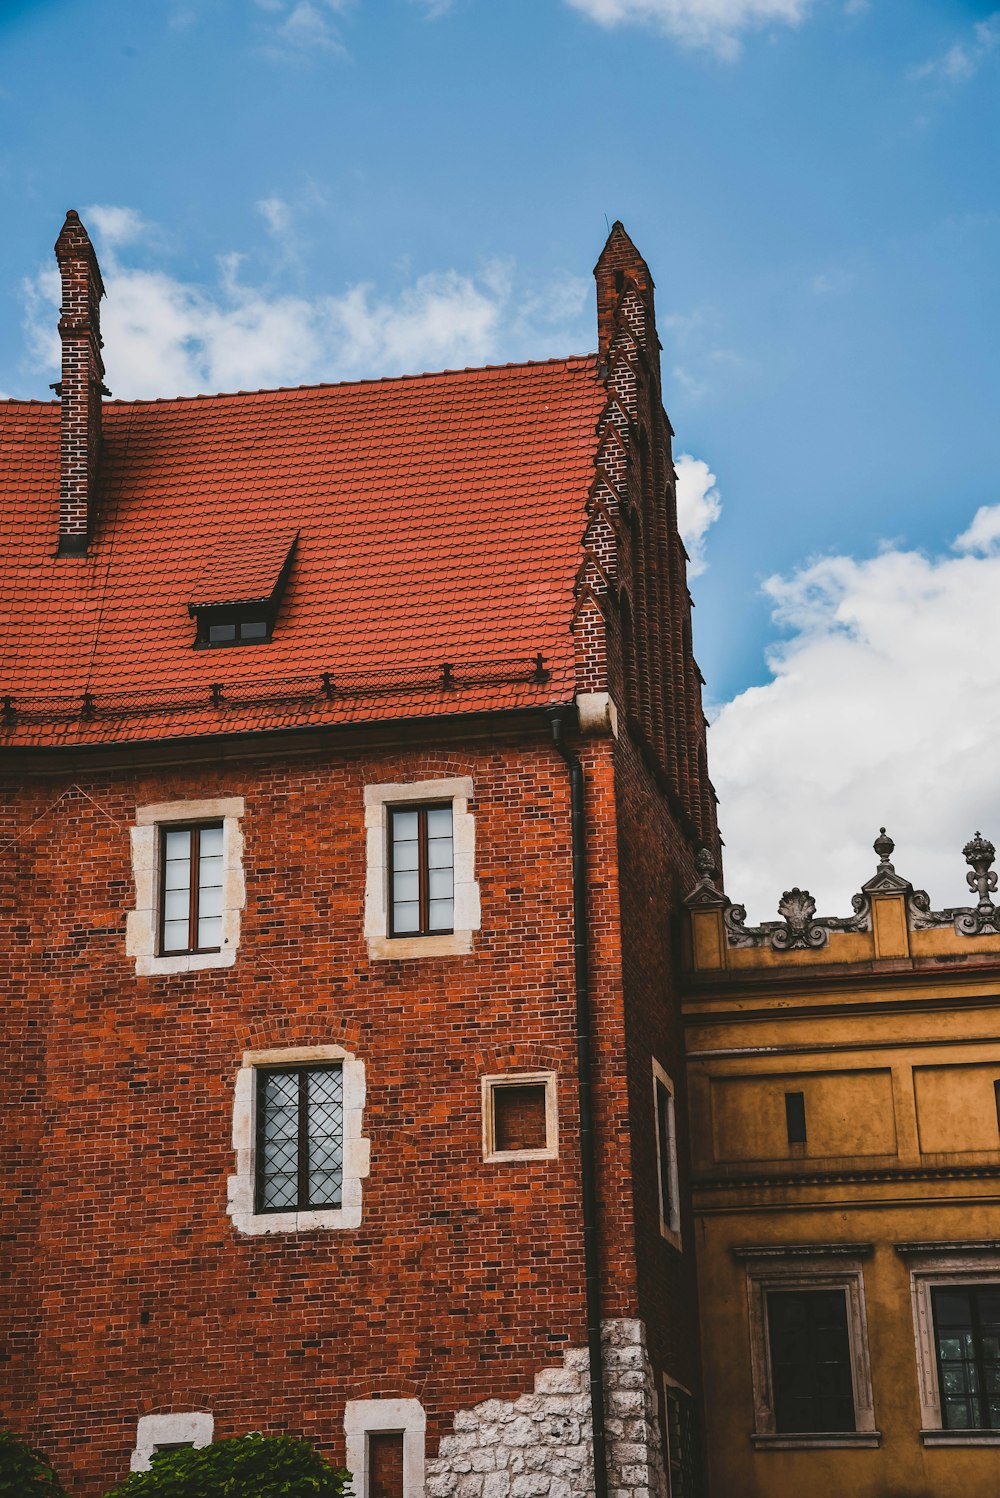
[188,531,298,650]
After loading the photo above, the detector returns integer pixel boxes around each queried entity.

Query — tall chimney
[54,210,107,556]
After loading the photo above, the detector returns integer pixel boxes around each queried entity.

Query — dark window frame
[765,1286,857,1434]
[157,820,224,956]
[655,1075,676,1233]
[664,1385,706,1498]
[192,602,276,649]
[932,1282,1000,1431]
[387,801,455,938]
[253,1063,344,1216]
[785,1091,807,1145]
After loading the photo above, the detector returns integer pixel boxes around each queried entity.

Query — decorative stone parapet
[426,1318,668,1498]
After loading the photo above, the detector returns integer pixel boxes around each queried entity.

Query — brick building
[0,214,718,1497]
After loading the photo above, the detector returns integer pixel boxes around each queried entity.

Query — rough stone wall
[427,1318,668,1498]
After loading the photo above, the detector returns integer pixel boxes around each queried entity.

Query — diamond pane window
[388,802,454,937]
[766,1288,856,1433]
[159,822,224,954]
[933,1284,1000,1430]
[255,1065,344,1214]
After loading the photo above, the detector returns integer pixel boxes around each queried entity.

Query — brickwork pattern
[54,211,105,548]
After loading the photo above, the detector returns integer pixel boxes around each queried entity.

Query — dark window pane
[785,1091,807,1145]
[767,1289,855,1433]
[665,1389,705,1498]
[655,1078,674,1227]
[933,1284,1000,1430]
[208,622,237,642]
[239,619,268,640]
[493,1084,547,1152]
[368,1431,404,1498]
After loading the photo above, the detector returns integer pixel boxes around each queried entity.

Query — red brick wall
[1,727,646,1496]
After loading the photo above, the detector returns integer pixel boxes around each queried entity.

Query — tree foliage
[0,1429,67,1498]
[103,1433,352,1498]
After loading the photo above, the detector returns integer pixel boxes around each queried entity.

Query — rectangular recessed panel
[493,1084,547,1152]
[368,1431,404,1498]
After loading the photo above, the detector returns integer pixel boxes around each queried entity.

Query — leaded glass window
[388,802,454,936]
[665,1387,705,1498]
[766,1288,856,1433]
[159,822,224,954]
[255,1065,344,1214]
[933,1284,1000,1430]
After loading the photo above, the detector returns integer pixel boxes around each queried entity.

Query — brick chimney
[594,220,656,364]
[54,210,107,555]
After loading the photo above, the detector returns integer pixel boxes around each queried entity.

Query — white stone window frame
[227,1044,370,1235]
[736,1245,880,1449]
[127,797,246,977]
[130,1412,213,1472]
[652,1059,682,1250]
[344,1398,425,1498]
[898,1242,1000,1446]
[481,1071,559,1163]
[364,778,479,960]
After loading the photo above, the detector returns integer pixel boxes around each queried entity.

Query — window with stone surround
[653,1060,681,1249]
[344,1400,425,1498]
[898,1242,1000,1445]
[737,1245,879,1449]
[127,796,245,977]
[227,1045,369,1235]
[482,1072,558,1162]
[364,778,479,960]
[130,1413,213,1473]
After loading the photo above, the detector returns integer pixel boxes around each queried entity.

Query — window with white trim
[482,1072,558,1162]
[737,1246,879,1448]
[130,1413,213,1473]
[364,778,480,960]
[344,1399,425,1498]
[653,1060,681,1248]
[127,797,245,976]
[227,1045,369,1234]
[899,1242,1000,1444]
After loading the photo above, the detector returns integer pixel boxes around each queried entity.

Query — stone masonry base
[426,1318,669,1498]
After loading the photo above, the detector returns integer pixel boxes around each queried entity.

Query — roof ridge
[91,352,599,409]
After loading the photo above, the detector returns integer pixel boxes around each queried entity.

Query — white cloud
[256,0,351,58]
[563,0,812,56]
[22,206,590,400]
[910,12,1000,86]
[709,511,1000,922]
[675,453,722,576]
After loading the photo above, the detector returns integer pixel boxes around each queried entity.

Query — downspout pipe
[549,706,609,1498]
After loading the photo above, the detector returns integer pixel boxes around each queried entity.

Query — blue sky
[3,0,999,912]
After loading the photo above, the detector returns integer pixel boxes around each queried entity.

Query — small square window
[388,802,454,937]
[482,1073,557,1161]
[254,1064,344,1214]
[159,821,224,955]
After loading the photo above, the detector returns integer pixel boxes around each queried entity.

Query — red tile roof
[0,356,604,748]
[187,530,299,610]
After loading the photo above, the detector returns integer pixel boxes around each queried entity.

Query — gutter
[549,706,609,1498]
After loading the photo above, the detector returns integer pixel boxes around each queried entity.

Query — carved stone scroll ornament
[906,832,1000,937]
[725,890,832,951]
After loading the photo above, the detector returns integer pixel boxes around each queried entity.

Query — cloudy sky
[2,0,999,918]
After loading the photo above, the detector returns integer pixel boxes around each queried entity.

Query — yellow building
[683,831,1000,1498]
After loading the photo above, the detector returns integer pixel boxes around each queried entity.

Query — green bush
[103,1433,352,1498]
[0,1429,67,1497]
